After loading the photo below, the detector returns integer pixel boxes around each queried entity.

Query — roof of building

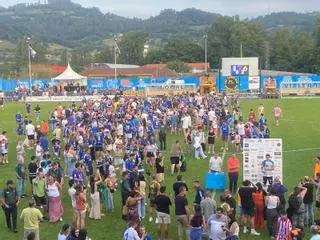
[187,62,210,70]
[82,66,179,78]
[88,63,140,69]
[261,70,316,76]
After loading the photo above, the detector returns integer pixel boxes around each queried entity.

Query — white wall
[221,57,259,76]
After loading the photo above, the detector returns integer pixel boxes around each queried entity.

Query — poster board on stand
[243,138,283,184]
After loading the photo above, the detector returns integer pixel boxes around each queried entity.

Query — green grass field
[0,99,319,240]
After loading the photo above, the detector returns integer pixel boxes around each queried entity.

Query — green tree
[167,60,190,73]
[70,48,92,72]
[118,32,149,65]
[95,46,113,63]
[14,37,46,72]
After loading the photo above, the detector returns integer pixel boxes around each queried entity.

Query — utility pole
[204,34,208,73]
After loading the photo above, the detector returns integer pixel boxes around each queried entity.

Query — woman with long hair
[126,191,143,223]
[224,215,240,240]
[189,204,206,240]
[252,182,266,229]
[89,174,102,220]
[265,187,280,237]
[46,175,64,223]
[74,185,87,229]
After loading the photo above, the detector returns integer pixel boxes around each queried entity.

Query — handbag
[122,205,128,216]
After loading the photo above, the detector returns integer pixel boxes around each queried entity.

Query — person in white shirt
[209,153,223,172]
[208,108,216,126]
[57,223,71,240]
[194,133,207,160]
[26,120,35,147]
[123,222,145,240]
[236,121,245,148]
[207,208,228,240]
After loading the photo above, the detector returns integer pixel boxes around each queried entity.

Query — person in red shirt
[249,109,256,122]
[41,120,49,135]
[227,154,240,194]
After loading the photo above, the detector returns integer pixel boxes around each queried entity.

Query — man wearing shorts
[220,120,229,150]
[262,154,275,187]
[170,140,182,175]
[238,180,260,236]
[25,121,35,147]
[273,104,282,127]
[155,186,171,240]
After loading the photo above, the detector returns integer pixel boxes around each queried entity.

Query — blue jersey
[94,132,103,147]
[221,123,229,136]
[16,113,22,123]
[125,159,134,172]
[78,148,85,161]
[124,123,132,134]
[17,126,24,135]
[26,104,31,113]
[40,137,49,152]
[84,154,93,169]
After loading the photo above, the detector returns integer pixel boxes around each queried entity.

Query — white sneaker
[148,217,153,222]
[251,229,260,236]
[59,217,63,222]
[243,227,248,234]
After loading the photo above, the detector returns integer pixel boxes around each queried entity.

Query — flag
[28,45,37,58]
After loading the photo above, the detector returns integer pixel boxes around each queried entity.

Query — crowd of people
[0,92,319,240]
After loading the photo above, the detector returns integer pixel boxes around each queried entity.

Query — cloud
[0,0,319,18]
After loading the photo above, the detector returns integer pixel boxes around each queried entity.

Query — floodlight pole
[114,38,117,83]
[27,37,32,91]
[204,34,208,73]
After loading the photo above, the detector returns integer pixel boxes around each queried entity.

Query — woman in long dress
[99,176,114,213]
[89,174,102,220]
[46,175,64,223]
[252,182,266,229]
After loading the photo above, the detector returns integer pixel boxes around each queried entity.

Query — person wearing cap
[0,180,20,233]
[20,199,43,240]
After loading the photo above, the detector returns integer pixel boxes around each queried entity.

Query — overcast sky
[1,0,319,18]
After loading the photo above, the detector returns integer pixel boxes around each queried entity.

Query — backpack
[180,157,187,172]
[288,194,302,212]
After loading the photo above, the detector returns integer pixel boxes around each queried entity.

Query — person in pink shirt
[273,104,282,126]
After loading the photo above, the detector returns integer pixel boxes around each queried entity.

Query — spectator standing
[175,186,190,240]
[275,210,292,240]
[173,175,188,197]
[28,156,38,196]
[252,183,266,229]
[20,200,43,240]
[189,205,205,240]
[0,180,19,233]
[16,159,26,198]
[159,123,166,151]
[46,176,64,223]
[272,177,288,211]
[288,185,307,228]
[200,192,216,224]
[192,180,205,205]
[207,207,228,240]
[302,176,314,226]
[209,153,222,173]
[238,180,260,235]
[227,154,240,194]
[155,186,172,240]
[265,187,280,237]
[170,140,182,175]
[32,171,46,209]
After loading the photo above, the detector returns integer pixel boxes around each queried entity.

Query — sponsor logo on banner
[248,76,260,90]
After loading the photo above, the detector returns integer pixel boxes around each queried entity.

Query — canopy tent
[51,64,87,86]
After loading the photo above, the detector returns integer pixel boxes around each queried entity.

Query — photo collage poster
[243,138,283,184]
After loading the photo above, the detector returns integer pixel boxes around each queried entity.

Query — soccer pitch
[0,98,319,240]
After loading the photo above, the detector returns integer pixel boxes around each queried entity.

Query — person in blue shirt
[39,135,49,153]
[221,121,229,150]
[25,103,31,115]
[53,141,60,160]
[124,121,133,140]
[16,112,22,125]
[94,131,103,152]
[17,124,24,140]
[96,154,105,177]
[84,149,93,185]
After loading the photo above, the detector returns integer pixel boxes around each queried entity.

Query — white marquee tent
[51,64,87,86]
